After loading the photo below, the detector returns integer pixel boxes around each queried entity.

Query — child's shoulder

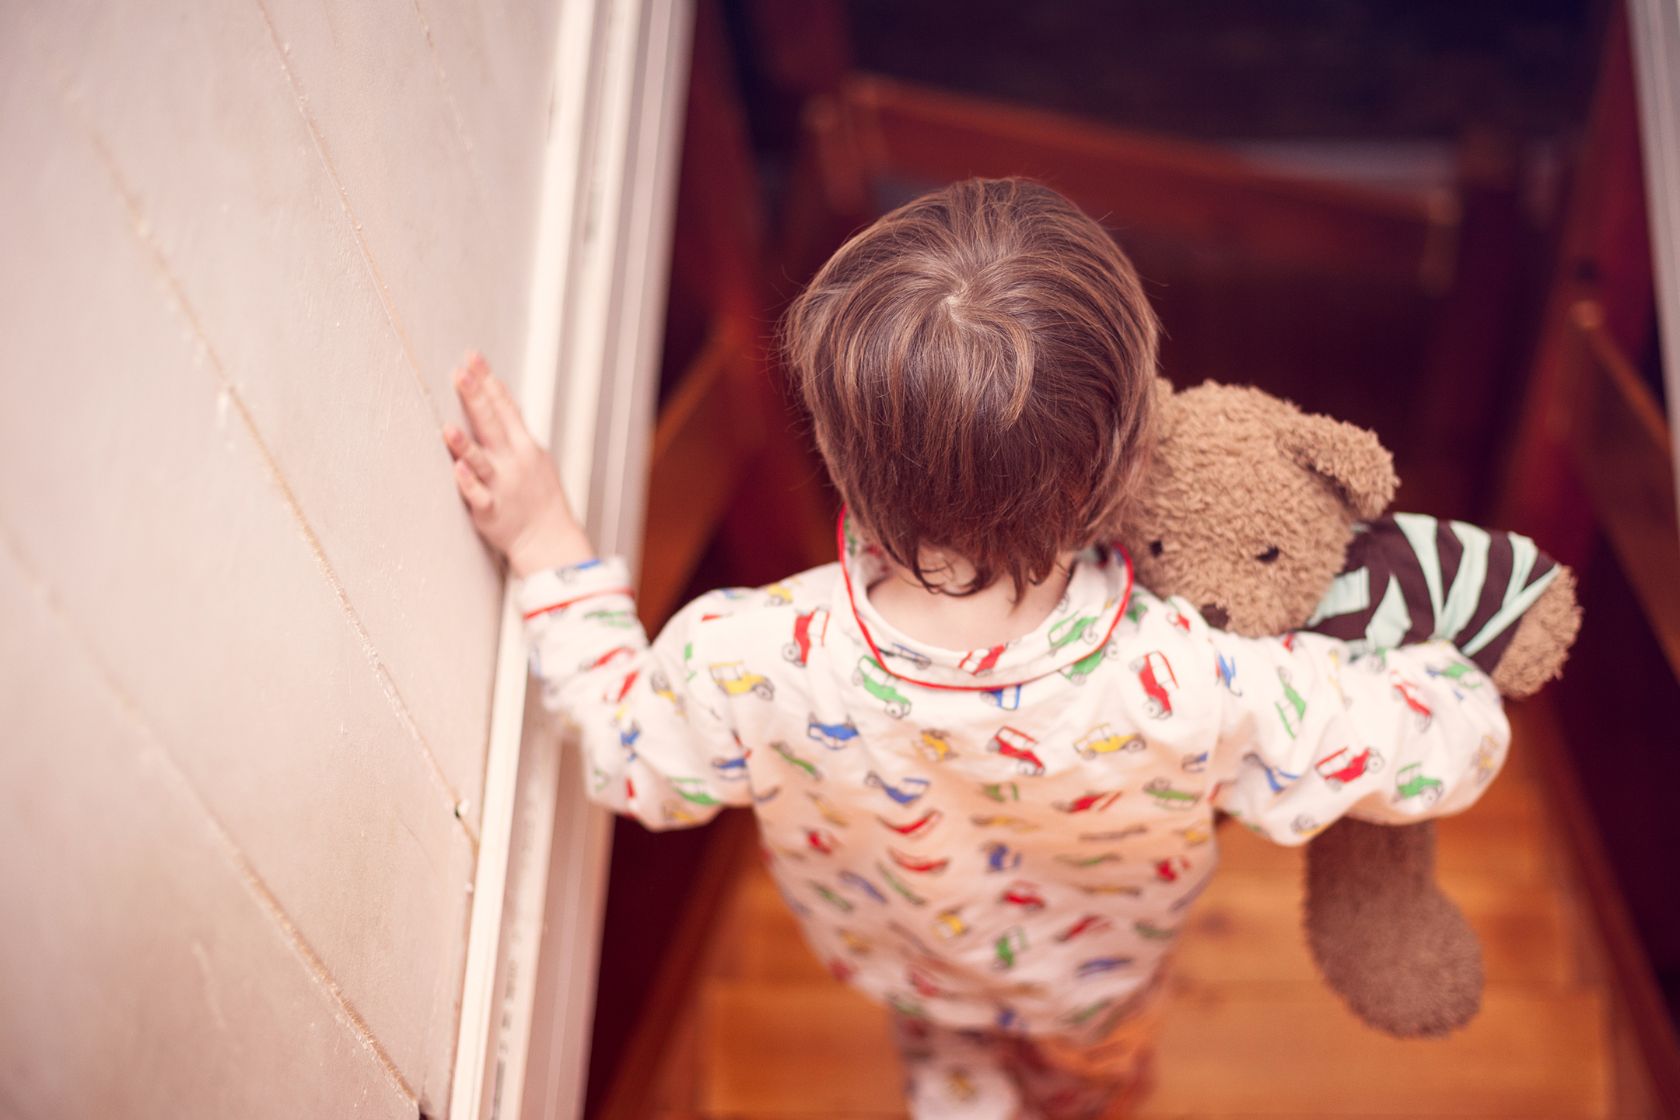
[670,562,842,647]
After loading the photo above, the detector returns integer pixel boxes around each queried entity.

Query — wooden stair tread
[696,979,1607,1118]
[1141,985,1608,1117]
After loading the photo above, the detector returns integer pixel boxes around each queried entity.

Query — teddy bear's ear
[1277,412,1398,519]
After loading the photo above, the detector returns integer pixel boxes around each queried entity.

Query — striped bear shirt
[1304,513,1560,671]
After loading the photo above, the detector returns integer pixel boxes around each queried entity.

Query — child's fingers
[454,459,495,514]
[443,424,496,483]
[484,368,534,449]
[455,354,509,450]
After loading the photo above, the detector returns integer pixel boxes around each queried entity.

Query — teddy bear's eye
[1149,540,1164,558]
[1257,546,1281,564]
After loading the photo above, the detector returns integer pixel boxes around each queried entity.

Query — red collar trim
[835,508,1135,693]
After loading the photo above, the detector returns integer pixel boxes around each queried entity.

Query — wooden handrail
[639,324,766,628]
[822,73,1459,289]
[1563,299,1680,678]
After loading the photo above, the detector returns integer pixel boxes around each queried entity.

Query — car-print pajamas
[519,518,1510,1119]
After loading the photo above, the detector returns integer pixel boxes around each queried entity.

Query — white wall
[0,1,563,1114]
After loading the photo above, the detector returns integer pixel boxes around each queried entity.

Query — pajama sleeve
[1204,628,1511,844]
[518,556,753,830]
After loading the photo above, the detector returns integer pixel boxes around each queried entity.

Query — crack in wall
[253,0,445,425]
[48,57,482,856]
[410,0,494,207]
[0,520,421,1111]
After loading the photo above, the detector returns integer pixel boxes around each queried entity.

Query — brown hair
[779,177,1160,596]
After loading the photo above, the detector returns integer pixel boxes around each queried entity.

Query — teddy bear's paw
[1490,567,1582,699]
[1304,819,1485,1038]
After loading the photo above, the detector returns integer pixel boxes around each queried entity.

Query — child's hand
[443,353,596,577]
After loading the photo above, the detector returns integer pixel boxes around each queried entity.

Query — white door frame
[450,2,694,1117]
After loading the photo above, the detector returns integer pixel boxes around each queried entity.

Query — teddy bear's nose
[1201,603,1229,629]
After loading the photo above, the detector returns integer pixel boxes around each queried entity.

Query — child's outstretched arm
[1204,628,1510,844]
[444,354,751,829]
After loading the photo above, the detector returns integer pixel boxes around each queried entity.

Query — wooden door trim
[449,3,696,1118]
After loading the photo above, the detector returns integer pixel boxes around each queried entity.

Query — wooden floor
[638,705,1633,1118]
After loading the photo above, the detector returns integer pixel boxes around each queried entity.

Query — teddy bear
[1117,379,1581,1038]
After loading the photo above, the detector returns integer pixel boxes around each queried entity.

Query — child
[442,178,1509,1119]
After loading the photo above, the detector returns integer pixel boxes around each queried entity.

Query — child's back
[521,513,1506,1039]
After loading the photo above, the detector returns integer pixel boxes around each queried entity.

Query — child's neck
[867,549,1077,650]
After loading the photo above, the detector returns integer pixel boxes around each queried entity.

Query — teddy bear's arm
[1304,513,1562,675]
[1206,631,1511,845]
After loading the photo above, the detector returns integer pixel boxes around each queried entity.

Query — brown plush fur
[1118,379,1579,1038]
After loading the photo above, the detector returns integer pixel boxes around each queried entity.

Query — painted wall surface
[0,1,560,1114]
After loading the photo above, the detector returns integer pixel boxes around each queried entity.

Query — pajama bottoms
[891,983,1162,1120]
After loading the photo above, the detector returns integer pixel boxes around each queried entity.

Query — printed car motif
[807,713,860,751]
[916,729,955,763]
[1131,651,1179,718]
[1426,658,1483,689]
[710,661,774,699]
[959,643,1007,676]
[853,655,912,718]
[986,726,1047,775]
[980,781,1021,803]
[646,669,684,712]
[840,929,873,955]
[879,808,942,838]
[889,848,951,875]
[1060,642,1114,684]
[1242,752,1303,794]
[1275,668,1307,738]
[1472,734,1500,784]
[1053,790,1123,814]
[583,607,637,629]
[933,908,970,939]
[1143,777,1201,811]
[1075,956,1134,979]
[993,927,1028,970]
[1074,724,1144,759]
[1315,746,1383,789]
[772,741,822,781]
[1390,674,1434,730]
[710,755,748,781]
[866,771,932,806]
[971,814,1039,832]
[1394,762,1443,804]
[983,841,1023,873]
[670,777,720,806]
[880,641,934,671]
[1000,881,1046,910]
[811,881,853,912]
[838,870,887,905]
[783,606,830,666]
[1155,856,1190,882]
[808,791,851,827]
[1215,651,1241,694]
[980,684,1023,711]
[878,862,928,906]
[1055,914,1112,942]
[1049,613,1100,652]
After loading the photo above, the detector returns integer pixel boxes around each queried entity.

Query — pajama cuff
[517,556,635,621]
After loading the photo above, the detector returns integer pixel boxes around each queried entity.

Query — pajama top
[519,516,1511,1039]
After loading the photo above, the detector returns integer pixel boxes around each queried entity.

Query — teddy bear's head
[1121,381,1398,635]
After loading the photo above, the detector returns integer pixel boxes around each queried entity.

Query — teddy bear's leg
[1304,818,1483,1038]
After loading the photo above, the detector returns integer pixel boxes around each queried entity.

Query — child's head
[780,176,1160,596]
